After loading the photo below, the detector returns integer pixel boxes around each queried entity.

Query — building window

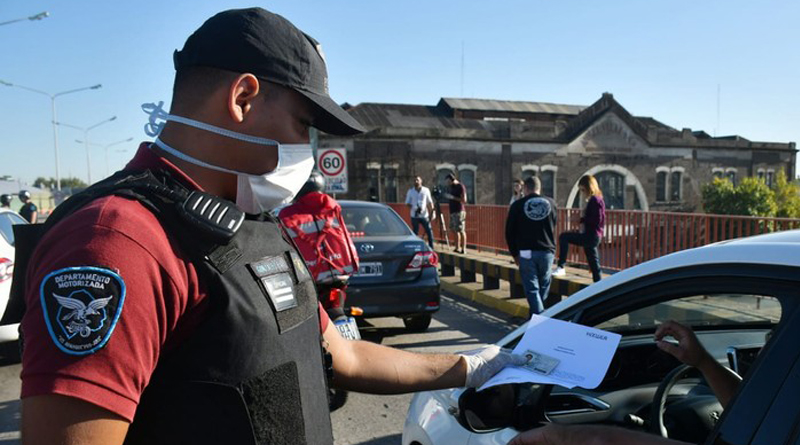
[757,169,766,182]
[712,168,724,180]
[521,166,538,181]
[766,170,775,188]
[540,170,555,198]
[726,169,737,186]
[538,165,557,199]
[670,171,682,201]
[656,171,668,202]
[458,165,476,204]
[595,171,625,210]
[436,167,455,191]
[383,167,398,202]
[367,167,380,202]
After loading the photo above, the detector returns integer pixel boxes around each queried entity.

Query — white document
[519,250,532,259]
[479,314,621,391]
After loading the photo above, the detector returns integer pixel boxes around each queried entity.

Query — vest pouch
[124,380,257,445]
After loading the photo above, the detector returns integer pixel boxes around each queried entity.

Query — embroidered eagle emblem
[53,293,112,338]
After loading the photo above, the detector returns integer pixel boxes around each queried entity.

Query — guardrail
[388,203,800,272]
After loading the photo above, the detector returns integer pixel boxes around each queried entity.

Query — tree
[702,177,777,217]
[773,169,800,218]
[32,177,87,190]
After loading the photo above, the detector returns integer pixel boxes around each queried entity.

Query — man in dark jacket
[505,176,557,316]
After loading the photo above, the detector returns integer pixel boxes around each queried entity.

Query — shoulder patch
[40,266,126,356]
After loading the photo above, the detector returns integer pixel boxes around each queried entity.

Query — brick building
[319,93,797,211]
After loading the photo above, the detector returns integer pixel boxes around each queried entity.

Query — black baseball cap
[174,8,365,136]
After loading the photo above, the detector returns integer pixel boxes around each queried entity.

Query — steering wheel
[649,364,723,441]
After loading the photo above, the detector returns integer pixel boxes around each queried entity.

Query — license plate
[356,262,383,277]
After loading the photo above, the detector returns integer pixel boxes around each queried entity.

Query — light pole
[0,11,49,27]
[57,116,116,184]
[0,80,102,190]
[76,137,133,177]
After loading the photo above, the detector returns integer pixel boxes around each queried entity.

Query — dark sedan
[340,201,440,331]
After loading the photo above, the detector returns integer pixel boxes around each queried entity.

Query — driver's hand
[654,320,713,368]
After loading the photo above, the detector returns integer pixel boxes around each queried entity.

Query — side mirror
[457,383,552,433]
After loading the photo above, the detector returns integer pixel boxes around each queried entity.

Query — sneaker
[552,267,566,277]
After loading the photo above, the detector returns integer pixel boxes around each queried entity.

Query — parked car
[403,229,800,445]
[340,201,440,331]
[0,209,27,351]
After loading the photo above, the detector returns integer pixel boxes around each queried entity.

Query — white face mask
[142,101,314,214]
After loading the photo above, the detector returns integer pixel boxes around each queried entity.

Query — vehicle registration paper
[478,314,621,391]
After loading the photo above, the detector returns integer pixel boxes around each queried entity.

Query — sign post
[317,148,348,194]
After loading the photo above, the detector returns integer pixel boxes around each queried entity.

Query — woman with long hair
[553,175,605,282]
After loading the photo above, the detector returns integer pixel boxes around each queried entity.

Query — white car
[404,230,800,445]
[0,208,27,350]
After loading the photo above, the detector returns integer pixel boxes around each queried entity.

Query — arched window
[595,171,625,209]
[766,169,775,188]
[670,171,682,201]
[458,164,477,204]
[436,167,455,191]
[540,165,557,199]
[726,169,737,186]
[656,171,668,202]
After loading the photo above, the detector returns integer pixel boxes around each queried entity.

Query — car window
[342,207,410,236]
[596,293,781,333]
[0,212,26,246]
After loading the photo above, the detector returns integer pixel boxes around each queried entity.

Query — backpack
[278,192,359,284]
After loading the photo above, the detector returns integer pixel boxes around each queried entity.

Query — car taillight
[349,231,365,238]
[405,251,438,272]
[0,258,13,283]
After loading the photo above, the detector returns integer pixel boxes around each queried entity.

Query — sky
[1,0,798,186]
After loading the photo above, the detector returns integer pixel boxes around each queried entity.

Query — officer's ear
[227,73,260,123]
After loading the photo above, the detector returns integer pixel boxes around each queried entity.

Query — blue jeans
[519,251,555,316]
[411,217,434,248]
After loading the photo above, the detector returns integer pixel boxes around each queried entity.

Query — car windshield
[342,206,410,237]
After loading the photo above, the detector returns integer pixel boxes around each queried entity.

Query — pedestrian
[552,174,605,282]
[18,190,37,223]
[509,178,524,205]
[405,176,436,248]
[0,194,11,209]
[12,8,526,445]
[444,172,468,254]
[505,176,557,316]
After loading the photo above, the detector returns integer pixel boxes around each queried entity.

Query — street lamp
[0,80,102,190]
[76,137,133,177]
[0,11,49,27]
[57,116,116,184]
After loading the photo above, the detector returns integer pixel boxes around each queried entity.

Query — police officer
[18,8,526,445]
[18,190,37,223]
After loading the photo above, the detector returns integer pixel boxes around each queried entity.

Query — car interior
[457,278,786,443]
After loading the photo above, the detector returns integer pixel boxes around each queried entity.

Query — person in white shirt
[405,176,436,248]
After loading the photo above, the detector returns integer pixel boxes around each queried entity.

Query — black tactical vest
[7,169,333,445]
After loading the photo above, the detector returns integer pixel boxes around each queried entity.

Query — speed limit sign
[317,148,348,193]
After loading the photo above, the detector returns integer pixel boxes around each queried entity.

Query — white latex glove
[461,345,530,388]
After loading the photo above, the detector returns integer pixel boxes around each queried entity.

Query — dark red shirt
[20,143,329,421]
[448,182,467,213]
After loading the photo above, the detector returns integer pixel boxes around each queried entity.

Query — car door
[464,263,795,445]
[707,300,800,445]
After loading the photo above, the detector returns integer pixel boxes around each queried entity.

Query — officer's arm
[323,322,467,393]
[23,394,129,445]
